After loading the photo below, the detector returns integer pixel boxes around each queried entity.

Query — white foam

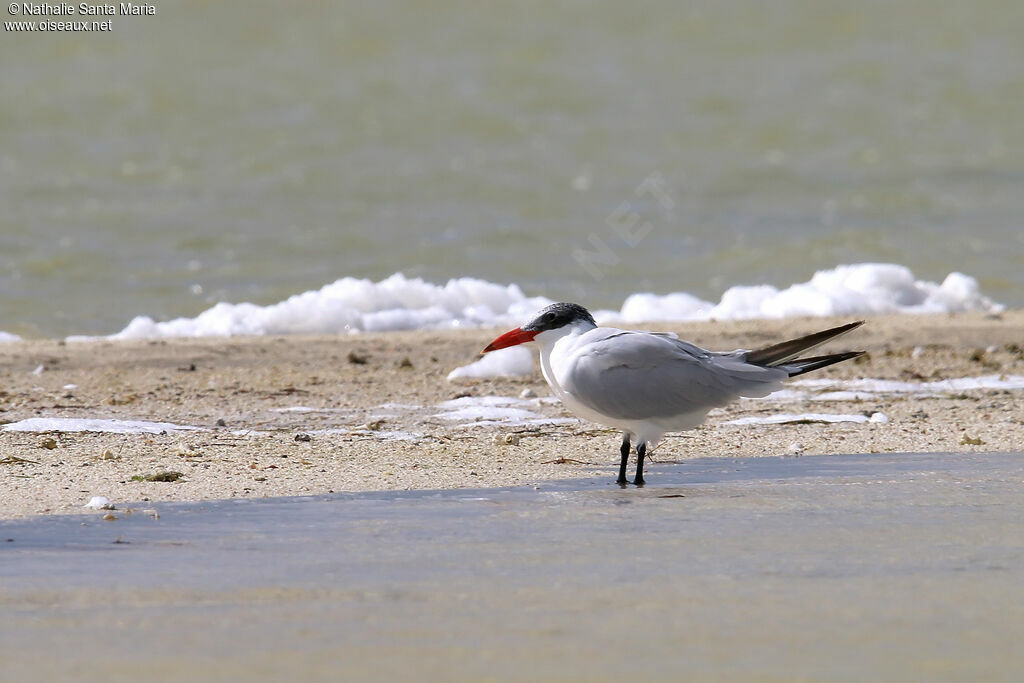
[0,331,20,342]
[796,375,1024,393]
[431,395,575,428]
[77,273,552,340]
[375,402,423,411]
[436,395,536,409]
[725,412,889,426]
[1,418,203,434]
[453,417,579,429]
[83,496,114,510]
[447,346,534,380]
[314,428,422,441]
[361,430,421,441]
[761,375,1024,403]
[617,264,1002,321]
[66,263,1001,342]
[434,406,542,422]
[766,389,880,402]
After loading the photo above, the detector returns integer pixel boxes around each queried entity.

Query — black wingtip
[746,321,866,367]
[782,350,865,377]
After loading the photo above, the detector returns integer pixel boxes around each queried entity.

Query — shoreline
[2,310,1023,519]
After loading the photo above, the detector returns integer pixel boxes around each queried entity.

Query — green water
[2,1,1023,335]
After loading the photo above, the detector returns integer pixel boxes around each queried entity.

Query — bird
[482,302,864,486]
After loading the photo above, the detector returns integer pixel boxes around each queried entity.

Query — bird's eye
[542,312,555,322]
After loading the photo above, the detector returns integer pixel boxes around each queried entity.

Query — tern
[483,303,864,486]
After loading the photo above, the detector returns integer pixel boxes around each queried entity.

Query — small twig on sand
[572,428,617,437]
[540,457,598,465]
[0,456,40,465]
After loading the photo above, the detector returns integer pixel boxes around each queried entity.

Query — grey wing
[562,331,788,420]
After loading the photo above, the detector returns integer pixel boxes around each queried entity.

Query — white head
[482,302,598,353]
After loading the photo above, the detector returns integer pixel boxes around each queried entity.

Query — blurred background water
[2,0,1022,337]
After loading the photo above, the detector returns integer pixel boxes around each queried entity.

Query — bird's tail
[774,351,865,377]
[745,321,865,376]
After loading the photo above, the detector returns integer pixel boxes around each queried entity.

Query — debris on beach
[725,412,889,426]
[132,471,185,482]
[960,434,985,446]
[175,442,203,458]
[540,457,594,465]
[1,455,39,465]
[84,496,115,510]
[104,393,139,406]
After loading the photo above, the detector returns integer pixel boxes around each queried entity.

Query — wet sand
[2,452,1022,681]
[1,311,1023,519]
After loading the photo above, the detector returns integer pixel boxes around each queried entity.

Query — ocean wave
[73,263,1002,341]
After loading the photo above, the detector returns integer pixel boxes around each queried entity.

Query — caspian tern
[482,303,864,486]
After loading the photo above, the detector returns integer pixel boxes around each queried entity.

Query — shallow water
[3,452,1022,681]
[3,1,1023,336]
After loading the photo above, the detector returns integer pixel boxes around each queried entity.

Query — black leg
[617,432,630,486]
[634,441,646,487]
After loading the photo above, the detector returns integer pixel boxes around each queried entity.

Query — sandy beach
[1,311,1022,519]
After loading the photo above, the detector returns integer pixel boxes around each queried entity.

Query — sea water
[2,0,1023,338]
[2,452,1022,680]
